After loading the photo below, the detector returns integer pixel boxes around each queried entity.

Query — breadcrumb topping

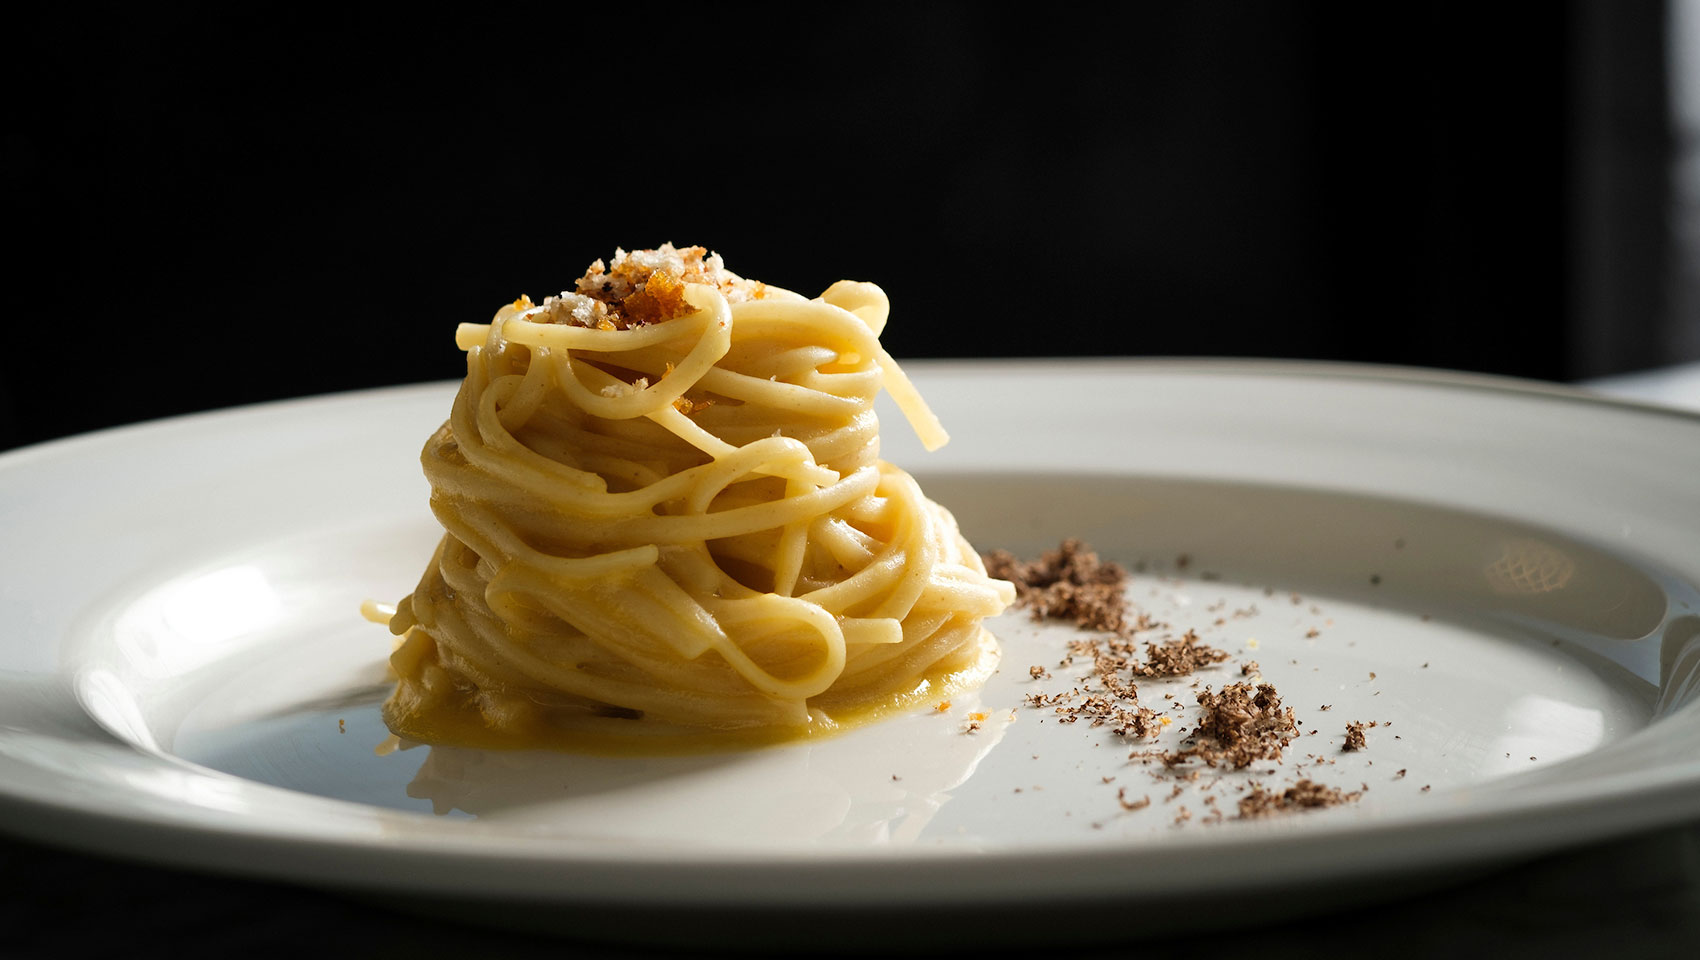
[530,243,769,330]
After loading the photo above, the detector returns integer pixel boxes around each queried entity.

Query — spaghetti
[383,245,1013,748]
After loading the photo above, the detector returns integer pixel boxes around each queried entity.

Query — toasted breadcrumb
[530,244,768,330]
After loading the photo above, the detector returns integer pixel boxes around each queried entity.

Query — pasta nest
[385,277,1013,744]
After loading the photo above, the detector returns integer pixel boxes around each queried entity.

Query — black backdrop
[8,3,1663,452]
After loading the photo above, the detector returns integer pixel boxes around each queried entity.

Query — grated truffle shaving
[1130,628,1230,678]
[983,539,1131,635]
[990,538,1396,824]
[1237,779,1364,818]
[1152,682,1299,770]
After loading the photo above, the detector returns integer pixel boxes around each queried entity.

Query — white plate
[3,361,1698,937]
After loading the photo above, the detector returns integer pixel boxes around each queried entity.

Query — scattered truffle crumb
[1132,628,1230,678]
[988,541,1420,823]
[983,539,1131,634]
[1148,683,1299,770]
[1237,779,1364,818]
[1117,788,1152,811]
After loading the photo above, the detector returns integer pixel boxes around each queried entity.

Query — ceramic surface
[2,361,1697,913]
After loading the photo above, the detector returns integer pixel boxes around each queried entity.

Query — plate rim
[3,358,1698,908]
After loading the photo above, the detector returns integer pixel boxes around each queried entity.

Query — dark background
[3,2,1679,452]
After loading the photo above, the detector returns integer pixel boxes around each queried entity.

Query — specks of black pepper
[1176,554,1191,570]
[1369,574,1382,585]
[1421,784,1432,792]
[1394,538,1406,549]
